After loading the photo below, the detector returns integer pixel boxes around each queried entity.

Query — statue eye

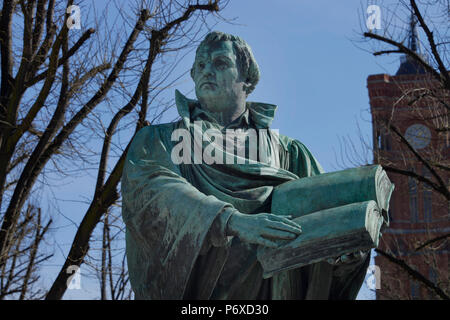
[198,62,205,69]
[214,59,228,70]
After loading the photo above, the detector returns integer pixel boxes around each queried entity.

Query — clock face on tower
[405,124,431,149]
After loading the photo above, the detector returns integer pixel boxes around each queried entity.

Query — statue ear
[243,81,252,94]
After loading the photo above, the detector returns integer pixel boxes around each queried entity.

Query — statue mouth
[200,82,217,88]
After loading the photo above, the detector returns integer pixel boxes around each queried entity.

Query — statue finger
[269,215,302,231]
[262,228,298,240]
[281,217,302,229]
[267,221,302,235]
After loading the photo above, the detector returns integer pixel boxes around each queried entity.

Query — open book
[257,165,394,279]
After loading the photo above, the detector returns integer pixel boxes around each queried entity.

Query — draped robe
[121,90,370,300]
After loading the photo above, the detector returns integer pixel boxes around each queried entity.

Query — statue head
[190,31,260,116]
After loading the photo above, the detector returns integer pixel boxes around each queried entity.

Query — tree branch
[363,32,444,87]
[45,2,222,300]
[373,49,402,56]
[415,233,450,251]
[375,248,449,300]
[0,0,74,269]
[409,0,450,90]
[19,209,52,300]
[383,165,445,195]
[0,11,149,263]
[0,0,15,120]
[45,140,129,300]
[26,28,96,88]
[388,123,450,200]
[31,0,47,55]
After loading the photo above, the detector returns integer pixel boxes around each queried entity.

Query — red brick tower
[367,16,449,299]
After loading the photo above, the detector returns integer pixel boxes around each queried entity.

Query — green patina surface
[121,31,372,300]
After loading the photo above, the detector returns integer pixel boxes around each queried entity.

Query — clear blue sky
[40,0,405,300]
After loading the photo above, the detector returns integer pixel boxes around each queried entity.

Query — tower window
[429,267,437,285]
[377,131,382,149]
[377,127,391,151]
[388,196,394,222]
[422,167,432,222]
[382,132,391,151]
[408,168,418,222]
[410,280,421,299]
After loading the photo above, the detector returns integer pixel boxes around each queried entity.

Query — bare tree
[0,0,228,299]
[353,0,449,299]
[0,204,52,299]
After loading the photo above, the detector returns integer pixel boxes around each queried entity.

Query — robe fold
[122,90,370,300]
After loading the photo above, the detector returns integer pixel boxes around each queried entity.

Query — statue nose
[202,62,215,77]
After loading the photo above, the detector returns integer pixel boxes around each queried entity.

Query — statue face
[192,40,247,113]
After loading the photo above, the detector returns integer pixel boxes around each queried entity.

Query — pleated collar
[175,89,277,130]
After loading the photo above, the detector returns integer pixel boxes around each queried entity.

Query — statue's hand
[226,211,302,248]
[326,250,368,266]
